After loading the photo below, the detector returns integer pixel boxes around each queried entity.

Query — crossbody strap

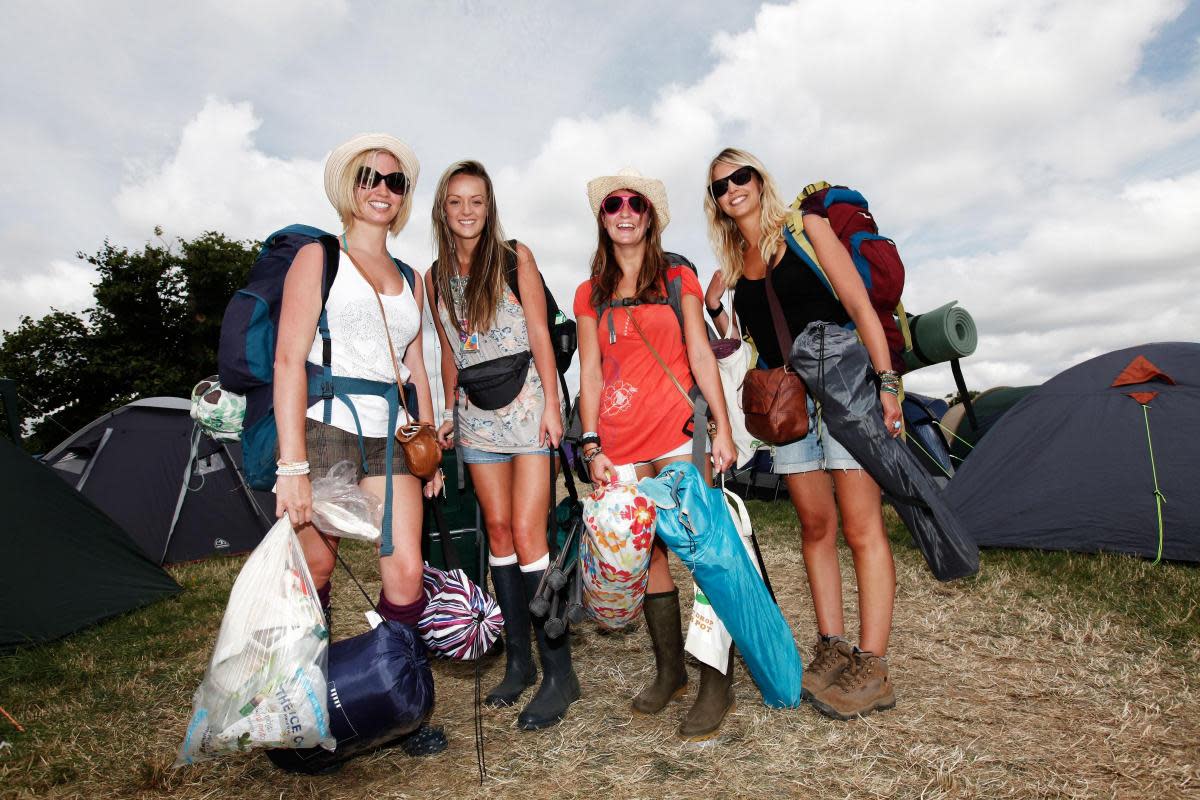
[339,237,417,424]
[763,257,796,368]
[623,307,693,410]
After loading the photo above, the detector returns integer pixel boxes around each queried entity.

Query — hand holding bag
[343,249,442,480]
[740,259,809,445]
[708,291,756,467]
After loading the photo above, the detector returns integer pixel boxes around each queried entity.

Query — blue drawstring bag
[266,620,434,773]
[638,462,803,708]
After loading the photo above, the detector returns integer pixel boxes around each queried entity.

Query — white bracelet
[275,460,310,477]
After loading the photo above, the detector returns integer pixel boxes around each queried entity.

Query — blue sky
[2,0,1198,399]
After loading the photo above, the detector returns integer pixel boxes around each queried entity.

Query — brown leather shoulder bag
[740,258,809,445]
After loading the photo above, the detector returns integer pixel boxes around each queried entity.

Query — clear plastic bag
[311,461,382,543]
[175,517,335,766]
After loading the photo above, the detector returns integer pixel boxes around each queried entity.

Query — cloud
[0,259,96,332]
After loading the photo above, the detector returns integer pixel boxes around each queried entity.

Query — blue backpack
[217,224,416,548]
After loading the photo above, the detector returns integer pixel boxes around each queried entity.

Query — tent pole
[220,441,273,529]
[162,424,203,565]
[75,427,113,491]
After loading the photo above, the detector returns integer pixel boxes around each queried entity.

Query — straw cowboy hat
[587,167,670,231]
[323,133,420,207]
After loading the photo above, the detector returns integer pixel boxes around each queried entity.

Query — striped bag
[418,500,502,660]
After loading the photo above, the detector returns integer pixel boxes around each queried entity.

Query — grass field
[2,501,1198,799]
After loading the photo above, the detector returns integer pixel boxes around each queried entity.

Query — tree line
[0,229,258,453]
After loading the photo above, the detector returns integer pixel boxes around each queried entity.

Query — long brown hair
[431,160,514,333]
[588,196,670,311]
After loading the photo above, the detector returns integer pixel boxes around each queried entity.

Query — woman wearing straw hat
[573,167,738,741]
[702,147,902,721]
[274,133,443,645]
[426,160,576,730]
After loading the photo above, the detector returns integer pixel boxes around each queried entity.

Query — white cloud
[0,259,96,331]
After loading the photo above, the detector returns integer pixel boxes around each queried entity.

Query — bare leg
[509,454,553,565]
[295,521,339,591]
[360,473,425,606]
[468,460,516,559]
[831,469,894,656]
[785,470,845,637]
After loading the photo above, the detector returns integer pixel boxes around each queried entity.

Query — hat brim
[587,174,670,231]
[324,133,420,209]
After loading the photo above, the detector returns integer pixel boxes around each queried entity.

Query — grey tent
[0,438,180,648]
[42,398,272,565]
[946,342,1200,562]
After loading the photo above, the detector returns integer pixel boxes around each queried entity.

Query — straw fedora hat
[323,132,420,208]
[586,167,670,231]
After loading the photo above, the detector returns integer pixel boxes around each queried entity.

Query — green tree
[0,229,258,452]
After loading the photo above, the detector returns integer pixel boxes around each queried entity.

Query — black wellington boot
[631,589,688,714]
[485,563,537,707]
[517,568,581,730]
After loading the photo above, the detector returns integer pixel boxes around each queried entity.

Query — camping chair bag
[789,322,978,581]
[638,463,803,708]
[266,620,434,774]
[579,482,655,630]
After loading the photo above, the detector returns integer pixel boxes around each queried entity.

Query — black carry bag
[456,350,532,410]
[788,322,978,581]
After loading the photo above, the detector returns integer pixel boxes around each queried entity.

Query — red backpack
[783,182,911,372]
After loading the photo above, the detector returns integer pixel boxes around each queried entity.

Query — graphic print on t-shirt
[601,379,638,417]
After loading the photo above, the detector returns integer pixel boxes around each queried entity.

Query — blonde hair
[430,160,515,333]
[330,149,416,235]
[703,147,788,285]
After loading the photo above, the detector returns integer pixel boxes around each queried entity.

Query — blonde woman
[574,168,737,740]
[426,160,576,730]
[703,148,902,720]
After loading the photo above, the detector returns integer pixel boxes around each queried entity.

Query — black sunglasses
[601,194,649,215]
[355,166,408,195]
[708,165,756,200]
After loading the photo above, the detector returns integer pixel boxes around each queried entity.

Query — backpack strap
[502,239,520,303]
[595,261,691,345]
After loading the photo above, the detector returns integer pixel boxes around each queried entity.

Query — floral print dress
[439,273,563,453]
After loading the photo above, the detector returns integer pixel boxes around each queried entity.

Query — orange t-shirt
[573,266,701,464]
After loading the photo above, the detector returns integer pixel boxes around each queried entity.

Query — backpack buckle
[320,379,334,399]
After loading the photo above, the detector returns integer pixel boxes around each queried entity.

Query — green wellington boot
[631,589,688,714]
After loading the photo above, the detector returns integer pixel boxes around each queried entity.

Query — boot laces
[835,653,871,693]
[810,641,845,673]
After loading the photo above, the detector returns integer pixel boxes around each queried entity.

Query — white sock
[519,553,550,572]
[488,552,519,567]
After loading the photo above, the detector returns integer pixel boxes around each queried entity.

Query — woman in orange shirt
[573,168,736,740]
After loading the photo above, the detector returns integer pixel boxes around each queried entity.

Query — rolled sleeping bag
[266,620,435,774]
[580,482,655,630]
[902,301,977,372]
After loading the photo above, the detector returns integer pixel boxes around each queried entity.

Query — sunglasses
[602,194,649,215]
[708,165,756,200]
[355,166,408,195]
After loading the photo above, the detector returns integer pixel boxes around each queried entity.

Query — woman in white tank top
[273,134,442,637]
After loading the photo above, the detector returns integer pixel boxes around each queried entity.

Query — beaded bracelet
[276,460,311,477]
[581,446,603,465]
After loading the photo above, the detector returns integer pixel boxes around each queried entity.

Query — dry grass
[2,505,1198,800]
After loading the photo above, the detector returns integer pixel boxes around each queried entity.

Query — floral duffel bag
[580,482,656,630]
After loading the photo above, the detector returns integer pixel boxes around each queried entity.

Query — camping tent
[941,385,1037,464]
[0,437,181,648]
[945,343,1200,562]
[41,398,272,565]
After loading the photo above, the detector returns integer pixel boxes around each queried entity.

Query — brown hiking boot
[801,636,853,702]
[810,650,896,721]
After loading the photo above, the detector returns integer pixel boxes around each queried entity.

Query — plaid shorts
[303,418,410,482]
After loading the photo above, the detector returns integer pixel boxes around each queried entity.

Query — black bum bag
[457,350,532,410]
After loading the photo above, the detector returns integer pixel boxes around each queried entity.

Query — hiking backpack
[783,182,911,373]
[217,224,417,490]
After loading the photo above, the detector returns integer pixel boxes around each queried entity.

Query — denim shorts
[460,445,553,465]
[773,398,861,474]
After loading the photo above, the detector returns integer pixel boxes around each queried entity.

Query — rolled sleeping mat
[902,301,977,372]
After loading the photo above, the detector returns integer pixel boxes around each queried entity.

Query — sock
[489,552,519,567]
[377,591,427,625]
[519,553,550,572]
[820,633,846,644]
[316,582,331,610]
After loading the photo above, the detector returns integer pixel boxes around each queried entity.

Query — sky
[2,0,1198,400]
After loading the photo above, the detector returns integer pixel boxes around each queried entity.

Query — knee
[305,549,336,588]
[510,520,548,561]
[841,519,889,555]
[485,515,513,545]
[798,510,838,546]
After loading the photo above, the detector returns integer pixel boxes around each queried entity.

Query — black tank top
[733,247,850,369]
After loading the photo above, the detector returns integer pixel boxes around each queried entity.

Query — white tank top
[305,251,420,437]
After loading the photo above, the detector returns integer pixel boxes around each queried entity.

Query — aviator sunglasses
[708,165,756,200]
[355,166,408,195]
[601,193,649,215]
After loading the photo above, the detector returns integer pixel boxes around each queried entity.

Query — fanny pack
[457,350,531,410]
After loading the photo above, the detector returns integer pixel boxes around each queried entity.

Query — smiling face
[352,151,405,227]
[443,173,488,242]
[710,160,761,222]
[600,191,651,246]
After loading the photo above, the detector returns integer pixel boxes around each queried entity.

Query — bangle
[880,384,900,397]
[276,459,310,477]
[706,300,725,321]
[877,369,900,382]
[581,433,601,447]
[581,430,598,440]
